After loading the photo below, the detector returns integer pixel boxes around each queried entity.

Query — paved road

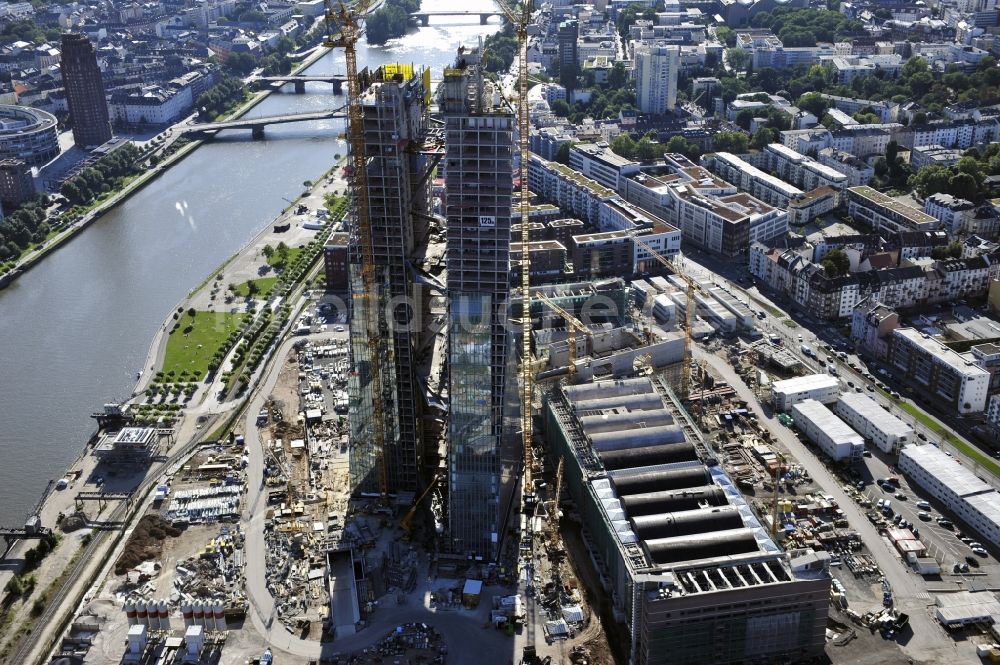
[694,347,961,665]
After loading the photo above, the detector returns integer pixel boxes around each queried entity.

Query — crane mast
[324,0,390,501]
[493,0,535,508]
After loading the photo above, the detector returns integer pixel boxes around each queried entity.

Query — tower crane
[535,291,593,379]
[631,234,698,396]
[492,0,535,509]
[324,0,390,502]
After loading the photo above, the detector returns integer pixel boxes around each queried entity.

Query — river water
[0,1,501,526]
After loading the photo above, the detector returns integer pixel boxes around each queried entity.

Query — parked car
[937,518,954,528]
[918,511,931,520]
[917,501,930,510]
[973,547,989,557]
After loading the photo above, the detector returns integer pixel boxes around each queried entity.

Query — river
[0,1,502,526]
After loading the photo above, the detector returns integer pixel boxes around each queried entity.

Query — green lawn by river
[163,311,245,378]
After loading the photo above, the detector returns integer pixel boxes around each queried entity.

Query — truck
[769,333,781,345]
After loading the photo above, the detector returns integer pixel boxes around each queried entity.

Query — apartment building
[762,143,848,192]
[910,144,964,169]
[817,147,873,187]
[886,328,990,414]
[847,187,940,234]
[633,41,680,114]
[924,193,976,234]
[850,296,899,361]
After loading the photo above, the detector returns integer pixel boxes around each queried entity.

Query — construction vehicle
[323,0,390,503]
[535,291,593,379]
[400,474,441,539]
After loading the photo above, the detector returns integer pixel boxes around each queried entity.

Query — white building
[569,142,641,193]
[887,328,990,414]
[899,444,1000,549]
[771,373,840,411]
[834,392,913,454]
[633,42,679,115]
[924,193,976,235]
[791,399,865,462]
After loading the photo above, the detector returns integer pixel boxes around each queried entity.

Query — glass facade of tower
[347,66,430,496]
[442,53,514,559]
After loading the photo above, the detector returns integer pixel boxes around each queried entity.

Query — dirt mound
[59,512,88,532]
[115,515,182,575]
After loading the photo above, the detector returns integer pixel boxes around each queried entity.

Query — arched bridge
[179,109,346,140]
[409,10,501,25]
[252,74,347,94]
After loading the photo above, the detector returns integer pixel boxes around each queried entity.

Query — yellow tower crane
[323,0,390,502]
[630,234,698,397]
[535,291,593,379]
[493,0,535,509]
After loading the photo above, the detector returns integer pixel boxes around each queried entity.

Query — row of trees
[0,19,62,47]
[910,144,1000,202]
[196,76,248,119]
[366,0,421,45]
[749,7,865,47]
[0,196,51,263]
[59,143,142,207]
[484,22,518,73]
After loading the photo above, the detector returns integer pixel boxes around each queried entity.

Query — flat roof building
[887,328,990,414]
[899,444,1000,549]
[847,186,940,234]
[569,142,641,193]
[545,377,830,665]
[791,399,865,463]
[834,392,912,454]
[771,373,840,411]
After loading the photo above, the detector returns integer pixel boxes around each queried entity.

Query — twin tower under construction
[346,47,516,561]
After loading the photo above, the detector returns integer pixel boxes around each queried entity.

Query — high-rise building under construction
[347,64,433,496]
[441,47,515,560]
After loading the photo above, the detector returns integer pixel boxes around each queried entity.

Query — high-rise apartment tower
[348,65,433,496]
[634,42,680,115]
[441,47,515,560]
[61,33,112,148]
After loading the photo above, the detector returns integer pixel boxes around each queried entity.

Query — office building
[558,19,579,73]
[61,33,112,148]
[771,373,840,411]
[0,158,34,208]
[0,105,58,166]
[546,378,830,665]
[791,399,865,463]
[634,42,680,114]
[323,232,349,293]
[441,47,515,560]
[569,143,640,193]
[834,392,912,455]
[348,65,432,496]
[886,328,990,414]
[899,444,1000,549]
